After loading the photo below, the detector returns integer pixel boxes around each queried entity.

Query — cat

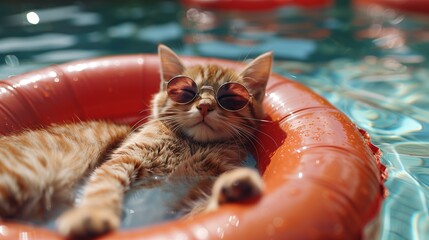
[0,44,273,238]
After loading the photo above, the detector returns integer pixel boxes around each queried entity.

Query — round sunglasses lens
[167,76,197,103]
[217,83,250,111]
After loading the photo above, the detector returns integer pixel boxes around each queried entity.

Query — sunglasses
[166,75,253,112]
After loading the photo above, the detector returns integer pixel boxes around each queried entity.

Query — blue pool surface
[0,1,428,239]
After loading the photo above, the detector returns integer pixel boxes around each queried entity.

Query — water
[33,154,258,231]
[275,60,429,239]
[1,1,428,239]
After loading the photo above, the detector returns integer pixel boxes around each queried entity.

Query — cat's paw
[208,168,264,211]
[56,207,119,239]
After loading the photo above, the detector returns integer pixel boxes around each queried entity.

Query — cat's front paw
[56,207,119,239]
[208,168,264,211]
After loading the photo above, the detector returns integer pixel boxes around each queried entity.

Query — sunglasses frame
[165,75,253,112]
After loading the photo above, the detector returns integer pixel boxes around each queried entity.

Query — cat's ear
[158,44,185,90]
[240,51,273,102]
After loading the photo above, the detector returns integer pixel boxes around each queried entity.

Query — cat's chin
[184,122,230,143]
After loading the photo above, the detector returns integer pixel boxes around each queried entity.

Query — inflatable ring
[354,0,429,14]
[0,55,387,239]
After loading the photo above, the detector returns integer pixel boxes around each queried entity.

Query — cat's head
[152,44,272,143]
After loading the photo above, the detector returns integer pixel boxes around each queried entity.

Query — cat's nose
[197,101,214,117]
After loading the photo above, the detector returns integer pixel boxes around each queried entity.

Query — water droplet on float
[5,55,20,67]
[228,215,240,227]
[19,231,29,240]
[42,91,50,98]
[193,225,209,240]
[273,217,284,227]
[0,225,9,236]
[216,227,225,239]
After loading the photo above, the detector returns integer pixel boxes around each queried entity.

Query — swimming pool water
[1,1,428,239]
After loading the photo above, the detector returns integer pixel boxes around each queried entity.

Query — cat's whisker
[223,119,269,157]
[221,122,254,152]
[223,125,247,149]
[233,116,274,124]
[230,116,280,149]
[138,108,152,115]
[231,129,262,164]
[241,46,257,64]
[237,123,275,153]
[127,115,158,136]
[232,125,261,151]
[131,115,152,129]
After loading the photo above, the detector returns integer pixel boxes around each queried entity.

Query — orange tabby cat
[0,45,272,238]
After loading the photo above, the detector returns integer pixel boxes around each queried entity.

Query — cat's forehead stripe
[214,68,226,82]
[202,66,209,80]
[197,66,232,84]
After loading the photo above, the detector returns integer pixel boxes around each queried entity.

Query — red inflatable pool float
[354,0,429,14]
[0,54,386,239]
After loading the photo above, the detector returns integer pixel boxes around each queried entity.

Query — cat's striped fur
[0,45,272,238]
[0,121,130,220]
